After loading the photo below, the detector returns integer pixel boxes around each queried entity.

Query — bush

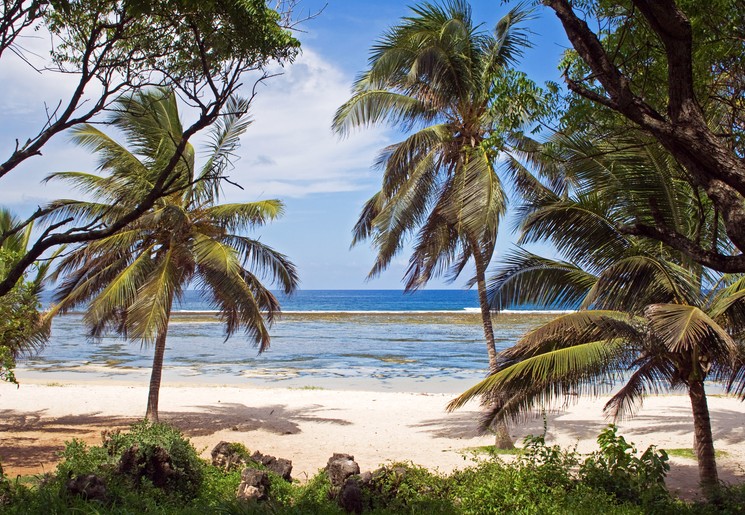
[363,462,452,513]
[579,425,670,505]
[0,424,739,514]
[450,434,578,515]
[25,421,205,512]
[103,421,205,501]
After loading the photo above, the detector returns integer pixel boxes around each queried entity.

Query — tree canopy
[448,132,745,489]
[0,0,301,297]
[542,0,745,273]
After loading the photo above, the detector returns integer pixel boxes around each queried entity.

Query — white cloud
[0,45,388,206]
[221,47,388,200]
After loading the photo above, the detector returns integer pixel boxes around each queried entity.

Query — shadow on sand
[0,403,351,471]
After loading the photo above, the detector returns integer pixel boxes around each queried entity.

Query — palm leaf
[645,303,737,357]
[126,247,181,343]
[486,248,597,311]
[193,95,253,203]
[202,200,284,231]
[447,338,627,416]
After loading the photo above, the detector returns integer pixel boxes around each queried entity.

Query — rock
[250,451,293,481]
[65,474,107,503]
[340,478,364,514]
[211,441,249,472]
[117,444,176,488]
[326,453,360,488]
[100,429,121,455]
[237,468,270,502]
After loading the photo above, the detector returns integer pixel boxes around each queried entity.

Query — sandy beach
[1,378,743,500]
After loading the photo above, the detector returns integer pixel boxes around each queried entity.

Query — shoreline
[1,380,743,499]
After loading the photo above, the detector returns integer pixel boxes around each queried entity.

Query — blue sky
[0,1,570,290]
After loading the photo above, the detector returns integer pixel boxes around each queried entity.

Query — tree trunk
[471,241,514,449]
[688,378,718,493]
[471,243,498,368]
[145,316,171,423]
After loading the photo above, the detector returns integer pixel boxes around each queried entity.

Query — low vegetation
[1,422,743,514]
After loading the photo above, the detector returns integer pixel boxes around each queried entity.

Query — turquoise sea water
[22,290,561,392]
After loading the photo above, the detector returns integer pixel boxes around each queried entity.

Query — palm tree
[448,134,745,491]
[0,209,55,383]
[332,0,533,413]
[45,88,299,421]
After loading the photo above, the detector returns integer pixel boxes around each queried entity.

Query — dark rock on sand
[251,450,293,481]
[237,468,270,502]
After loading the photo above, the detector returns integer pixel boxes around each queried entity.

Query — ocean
[21,290,562,392]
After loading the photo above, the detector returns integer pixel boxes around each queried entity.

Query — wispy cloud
[221,47,388,200]
[0,45,387,207]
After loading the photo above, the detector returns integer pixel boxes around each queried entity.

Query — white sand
[1,380,743,499]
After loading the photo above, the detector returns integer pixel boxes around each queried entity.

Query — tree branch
[620,222,745,273]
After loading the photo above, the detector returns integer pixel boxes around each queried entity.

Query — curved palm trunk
[472,243,498,368]
[472,241,514,449]
[145,311,172,423]
[688,379,718,493]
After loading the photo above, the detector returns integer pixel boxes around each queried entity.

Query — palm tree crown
[333,0,534,368]
[46,88,299,420]
[448,133,745,489]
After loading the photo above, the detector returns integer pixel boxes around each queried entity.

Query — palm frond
[447,338,627,419]
[585,255,699,312]
[202,200,284,231]
[487,248,597,311]
[332,90,431,137]
[126,247,181,343]
[440,147,505,242]
[219,235,299,294]
[507,310,643,359]
[645,303,737,357]
[195,262,271,350]
[602,357,679,420]
[193,95,253,203]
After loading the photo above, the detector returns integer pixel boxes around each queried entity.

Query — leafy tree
[0,0,302,297]
[45,88,299,421]
[332,0,539,372]
[448,133,745,492]
[0,209,55,384]
[539,0,745,273]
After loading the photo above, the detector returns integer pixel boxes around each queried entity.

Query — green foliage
[0,209,54,385]
[104,421,205,501]
[363,462,451,513]
[37,421,205,511]
[579,425,670,505]
[289,470,340,513]
[0,346,17,385]
[45,0,299,84]
[1,425,741,513]
[556,1,745,155]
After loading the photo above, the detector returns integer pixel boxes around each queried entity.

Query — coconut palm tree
[332,0,533,381]
[0,209,55,383]
[45,88,299,421]
[448,134,745,491]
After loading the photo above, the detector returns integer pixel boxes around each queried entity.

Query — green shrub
[103,421,205,502]
[579,425,670,505]
[290,470,342,514]
[0,424,740,514]
[363,462,452,513]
